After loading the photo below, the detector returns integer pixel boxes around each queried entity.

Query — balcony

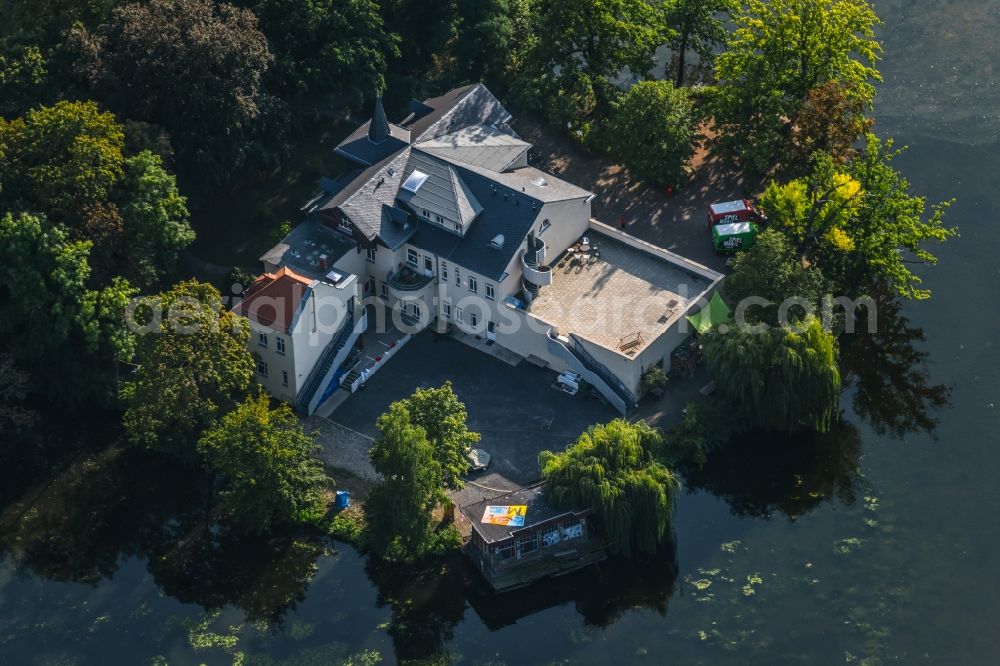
[521,244,553,287]
[387,266,434,300]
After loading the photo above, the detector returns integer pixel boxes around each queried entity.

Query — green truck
[712,221,758,253]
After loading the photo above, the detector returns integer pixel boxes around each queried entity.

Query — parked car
[706,199,766,231]
[712,221,759,253]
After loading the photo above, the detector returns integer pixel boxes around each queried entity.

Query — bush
[326,506,365,546]
[641,365,668,398]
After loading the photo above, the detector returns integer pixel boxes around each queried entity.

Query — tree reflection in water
[839,295,952,439]
[682,422,863,519]
[0,434,326,626]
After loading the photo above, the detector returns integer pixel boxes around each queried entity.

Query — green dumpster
[712,221,758,253]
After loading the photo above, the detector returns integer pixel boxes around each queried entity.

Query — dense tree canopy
[121,280,253,457]
[0,100,124,219]
[701,316,841,433]
[0,212,136,404]
[761,135,956,300]
[0,100,193,288]
[610,80,699,186]
[364,402,445,561]
[789,80,874,168]
[712,0,882,173]
[239,0,395,99]
[198,392,330,533]
[540,419,679,557]
[664,0,732,86]
[521,0,668,125]
[390,382,478,490]
[70,0,277,178]
[724,228,828,326]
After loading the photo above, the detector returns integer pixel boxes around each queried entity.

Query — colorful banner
[481,505,527,527]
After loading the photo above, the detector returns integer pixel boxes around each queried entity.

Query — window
[365,277,375,293]
[434,214,444,223]
[561,518,584,540]
[456,307,464,323]
[424,257,433,272]
[470,312,479,327]
[337,216,351,233]
[442,303,451,319]
[407,248,418,265]
[440,261,448,281]
[455,268,461,286]
[495,541,516,561]
[539,218,551,234]
[258,333,268,347]
[256,359,268,377]
[281,371,288,387]
[421,209,430,219]
[541,525,560,548]
[275,336,285,355]
[468,276,478,293]
[380,281,388,298]
[485,283,495,300]
[365,247,376,263]
[454,222,461,231]
[517,533,539,556]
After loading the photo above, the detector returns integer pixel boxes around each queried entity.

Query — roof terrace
[260,218,356,282]
[528,229,717,357]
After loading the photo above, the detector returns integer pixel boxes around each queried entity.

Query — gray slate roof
[396,149,483,227]
[408,161,543,282]
[404,83,514,143]
[415,124,530,172]
[334,112,410,166]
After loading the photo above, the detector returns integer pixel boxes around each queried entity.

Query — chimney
[319,254,329,270]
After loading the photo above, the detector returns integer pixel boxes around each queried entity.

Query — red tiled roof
[234,266,312,332]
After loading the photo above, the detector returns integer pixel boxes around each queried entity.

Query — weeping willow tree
[701,315,841,433]
[538,419,679,558]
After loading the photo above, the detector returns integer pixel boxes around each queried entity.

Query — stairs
[295,310,355,414]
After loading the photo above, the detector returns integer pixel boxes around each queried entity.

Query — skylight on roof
[401,170,428,193]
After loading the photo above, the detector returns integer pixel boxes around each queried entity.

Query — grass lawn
[186,115,357,271]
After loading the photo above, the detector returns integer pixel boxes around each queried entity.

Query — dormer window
[422,209,430,219]
[539,219,551,234]
[488,234,505,250]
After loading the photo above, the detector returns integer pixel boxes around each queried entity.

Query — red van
[707,199,765,231]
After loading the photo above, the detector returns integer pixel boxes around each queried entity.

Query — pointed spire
[368,95,390,144]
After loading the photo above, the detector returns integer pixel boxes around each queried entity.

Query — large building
[236,84,722,414]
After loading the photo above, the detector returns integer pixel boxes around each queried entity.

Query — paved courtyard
[325,332,617,494]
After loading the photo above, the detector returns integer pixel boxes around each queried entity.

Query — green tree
[0,212,136,404]
[712,0,882,173]
[198,392,330,532]
[116,150,194,287]
[789,80,873,168]
[393,382,478,490]
[0,102,194,287]
[701,316,841,433]
[610,80,698,186]
[724,228,828,326]
[0,100,125,219]
[70,0,277,178]
[449,0,517,86]
[665,0,732,87]
[539,419,680,557]
[121,280,253,457]
[364,402,444,561]
[521,0,668,125]
[239,0,396,99]
[761,135,956,300]
[0,44,47,117]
